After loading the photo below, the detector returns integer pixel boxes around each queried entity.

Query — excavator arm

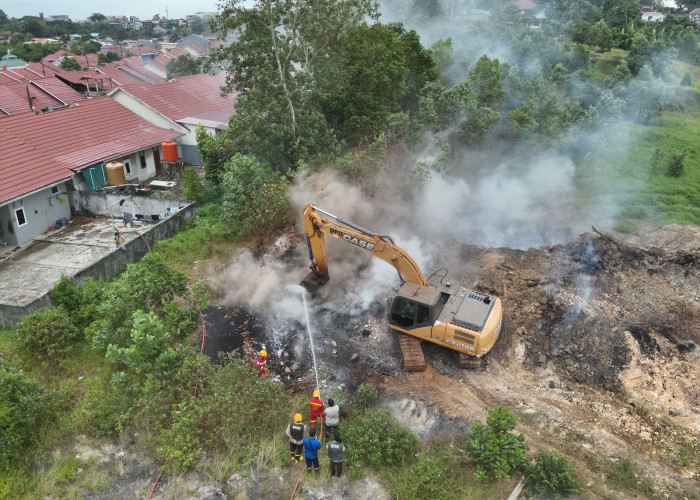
[302,203,429,290]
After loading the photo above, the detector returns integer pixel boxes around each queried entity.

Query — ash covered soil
[90,223,700,499]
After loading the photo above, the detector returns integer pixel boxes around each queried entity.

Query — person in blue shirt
[303,427,322,475]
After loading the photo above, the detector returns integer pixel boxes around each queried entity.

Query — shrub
[680,72,691,87]
[666,148,688,177]
[354,382,378,410]
[343,409,418,477]
[105,311,178,389]
[466,407,529,482]
[183,167,205,202]
[221,153,292,238]
[15,307,76,358]
[50,276,106,331]
[145,354,289,473]
[0,358,53,469]
[525,449,580,498]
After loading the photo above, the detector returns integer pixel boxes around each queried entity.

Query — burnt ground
[191,222,700,499]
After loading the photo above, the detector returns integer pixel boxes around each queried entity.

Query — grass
[588,48,629,81]
[668,60,700,91]
[607,455,658,499]
[575,108,700,225]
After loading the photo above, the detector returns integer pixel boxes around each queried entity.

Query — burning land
[196,219,700,498]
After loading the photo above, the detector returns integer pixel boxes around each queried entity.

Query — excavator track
[399,334,426,372]
[459,352,483,370]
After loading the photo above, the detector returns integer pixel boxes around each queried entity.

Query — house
[0,61,64,84]
[642,11,665,22]
[0,76,86,117]
[1,52,27,70]
[109,73,237,165]
[0,97,182,247]
[690,8,700,25]
[177,34,217,58]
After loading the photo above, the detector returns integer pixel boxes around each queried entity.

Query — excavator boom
[302,203,429,289]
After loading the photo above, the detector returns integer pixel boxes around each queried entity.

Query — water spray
[301,289,321,390]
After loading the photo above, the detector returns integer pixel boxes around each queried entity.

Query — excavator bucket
[301,271,329,294]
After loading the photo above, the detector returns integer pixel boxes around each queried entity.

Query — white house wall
[0,183,72,246]
[109,90,183,132]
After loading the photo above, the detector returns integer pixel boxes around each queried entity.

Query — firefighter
[309,389,325,428]
[254,350,268,378]
[285,413,305,462]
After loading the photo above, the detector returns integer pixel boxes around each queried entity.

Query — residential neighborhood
[0,17,236,324]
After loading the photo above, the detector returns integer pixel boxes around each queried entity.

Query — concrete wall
[0,293,53,329]
[72,202,196,283]
[0,183,72,246]
[71,192,190,220]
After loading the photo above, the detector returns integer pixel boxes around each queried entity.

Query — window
[391,297,416,328]
[51,186,59,194]
[15,207,27,226]
[124,161,132,175]
[139,151,147,169]
[417,304,430,324]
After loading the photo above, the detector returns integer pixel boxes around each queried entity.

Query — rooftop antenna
[166,6,169,19]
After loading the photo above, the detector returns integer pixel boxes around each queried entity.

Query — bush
[525,449,580,498]
[354,382,378,410]
[343,409,418,477]
[183,167,205,202]
[15,307,76,358]
[0,358,53,469]
[680,72,691,87]
[388,452,463,500]
[466,407,529,482]
[666,148,688,177]
[50,276,106,331]
[144,354,289,473]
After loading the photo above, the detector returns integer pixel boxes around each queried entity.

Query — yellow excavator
[301,203,503,371]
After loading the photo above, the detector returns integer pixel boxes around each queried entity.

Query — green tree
[166,54,201,79]
[220,153,291,238]
[88,13,107,22]
[208,0,378,168]
[467,407,529,482]
[106,311,178,389]
[509,99,538,138]
[460,55,505,144]
[60,56,82,71]
[431,37,455,86]
[98,51,121,65]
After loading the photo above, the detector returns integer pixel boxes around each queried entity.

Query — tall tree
[208,0,379,169]
[166,55,201,79]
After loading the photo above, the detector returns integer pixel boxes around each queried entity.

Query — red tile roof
[0,97,182,204]
[0,77,86,117]
[117,73,237,122]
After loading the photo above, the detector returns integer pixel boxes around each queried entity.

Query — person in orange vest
[254,350,268,378]
[309,389,325,428]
